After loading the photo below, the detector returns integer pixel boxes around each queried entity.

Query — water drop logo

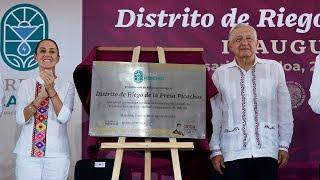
[1,4,48,71]
[134,70,143,83]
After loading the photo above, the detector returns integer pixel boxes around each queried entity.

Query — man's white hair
[228,23,257,41]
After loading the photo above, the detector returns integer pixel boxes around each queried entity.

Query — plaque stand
[100,46,195,180]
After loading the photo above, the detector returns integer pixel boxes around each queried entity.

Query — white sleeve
[16,80,33,125]
[209,72,223,158]
[277,63,294,151]
[309,55,320,114]
[56,82,75,124]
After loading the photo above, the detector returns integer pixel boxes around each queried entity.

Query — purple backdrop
[82,1,320,179]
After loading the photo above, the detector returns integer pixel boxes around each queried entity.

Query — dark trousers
[219,157,278,180]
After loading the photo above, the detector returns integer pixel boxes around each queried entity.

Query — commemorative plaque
[89,61,206,138]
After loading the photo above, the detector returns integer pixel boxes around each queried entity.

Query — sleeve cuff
[210,148,222,159]
[279,141,289,152]
[57,104,71,124]
[16,110,33,125]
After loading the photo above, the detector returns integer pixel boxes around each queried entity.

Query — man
[309,54,320,114]
[209,23,294,180]
[0,72,4,117]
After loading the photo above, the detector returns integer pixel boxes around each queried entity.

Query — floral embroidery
[31,82,49,157]
[264,125,275,129]
[279,145,289,150]
[224,127,240,133]
[238,67,248,149]
[252,66,261,148]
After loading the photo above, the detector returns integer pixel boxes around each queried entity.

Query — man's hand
[278,150,289,168]
[211,155,226,175]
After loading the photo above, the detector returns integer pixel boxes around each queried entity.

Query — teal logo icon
[1,4,48,71]
[134,70,144,83]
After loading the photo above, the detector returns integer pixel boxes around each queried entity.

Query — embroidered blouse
[14,76,75,157]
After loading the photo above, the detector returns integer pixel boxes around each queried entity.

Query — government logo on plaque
[134,70,144,83]
[89,61,206,139]
[1,4,48,71]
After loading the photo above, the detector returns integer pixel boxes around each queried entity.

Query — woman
[14,39,75,180]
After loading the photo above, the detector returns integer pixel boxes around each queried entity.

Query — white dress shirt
[209,57,294,162]
[14,76,75,157]
[309,54,320,114]
[0,73,4,117]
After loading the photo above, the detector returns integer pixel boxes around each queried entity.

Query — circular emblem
[287,81,306,109]
[1,4,48,71]
[134,70,143,83]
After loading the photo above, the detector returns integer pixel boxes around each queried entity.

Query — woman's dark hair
[34,38,60,56]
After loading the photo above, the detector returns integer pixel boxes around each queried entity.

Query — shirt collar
[36,76,44,84]
[228,55,263,68]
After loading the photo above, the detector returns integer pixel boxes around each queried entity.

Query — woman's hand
[40,70,56,96]
[38,85,49,100]
[32,86,49,107]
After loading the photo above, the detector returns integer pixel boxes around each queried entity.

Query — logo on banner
[287,81,306,109]
[1,4,48,71]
